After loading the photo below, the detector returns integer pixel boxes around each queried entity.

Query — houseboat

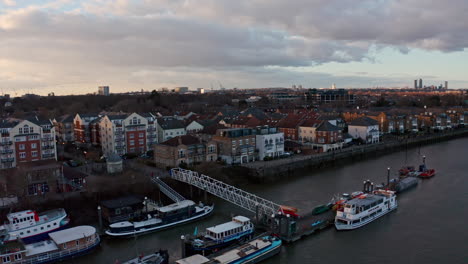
[0,225,100,264]
[176,236,282,264]
[335,189,397,230]
[184,216,254,256]
[0,209,70,244]
[119,249,169,264]
[106,200,214,237]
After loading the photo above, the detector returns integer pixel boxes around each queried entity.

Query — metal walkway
[169,168,283,219]
[151,176,185,203]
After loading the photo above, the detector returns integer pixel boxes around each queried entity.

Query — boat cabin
[48,226,98,250]
[205,216,253,242]
[5,210,38,230]
[156,200,196,222]
[0,241,27,264]
[101,195,144,224]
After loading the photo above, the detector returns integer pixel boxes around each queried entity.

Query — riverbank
[243,128,468,182]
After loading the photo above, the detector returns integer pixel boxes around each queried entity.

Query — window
[129,134,134,139]
[19,144,25,150]
[63,243,67,249]
[138,139,144,145]
[19,128,22,134]
[14,254,22,260]
[139,133,144,138]
[130,140,135,146]
[3,256,11,263]
[76,240,79,246]
[31,143,37,149]
[19,152,26,159]
[32,151,38,158]
[30,127,33,133]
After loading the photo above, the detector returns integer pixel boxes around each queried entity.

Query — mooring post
[97,206,102,231]
[180,235,186,258]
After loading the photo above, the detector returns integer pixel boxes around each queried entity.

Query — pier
[167,168,335,243]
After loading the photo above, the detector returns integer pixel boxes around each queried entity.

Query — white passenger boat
[0,209,70,244]
[335,189,397,230]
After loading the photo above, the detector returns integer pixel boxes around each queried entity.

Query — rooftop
[160,135,202,147]
[348,116,379,127]
[48,225,96,245]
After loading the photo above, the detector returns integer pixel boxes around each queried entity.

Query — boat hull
[335,205,397,231]
[106,205,214,237]
[230,239,282,264]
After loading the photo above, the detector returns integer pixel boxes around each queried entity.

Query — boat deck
[279,210,335,243]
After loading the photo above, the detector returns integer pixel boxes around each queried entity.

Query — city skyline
[1,0,468,96]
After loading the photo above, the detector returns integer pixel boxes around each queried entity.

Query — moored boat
[0,208,70,244]
[176,236,282,264]
[0,225,100,264]
[335,189,397,230]
[184,216,254,257]
[106,200,214,237]
[118,249,169,264]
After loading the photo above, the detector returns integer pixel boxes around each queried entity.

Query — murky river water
[75,137,468,264]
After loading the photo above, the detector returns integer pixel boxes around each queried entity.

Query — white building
[100,113,157,157]
[157,117,186,142]
[0,117,57,170]
[348,117,380,144]
[298,119,321,143]
[255,127,284,160]
[186,121,204,134]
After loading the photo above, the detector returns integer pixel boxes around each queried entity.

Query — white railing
[169,168,282,219]
[151,177,185,203]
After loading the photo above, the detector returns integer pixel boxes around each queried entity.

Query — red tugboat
[417,155,436,178]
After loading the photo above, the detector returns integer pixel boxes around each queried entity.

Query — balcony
[147,128,156,132]
[116,145,125,150]
[1,149,13,154]
[0,141,12,146]
[42,145,55,150]
[1,133,10,137]
[1,158,14,163]
[115,131,124,135]
[43,129,52,133]
[147,134,157,139]
[42,154,55,159]
[42,137,54,142]
[115,138,125,142]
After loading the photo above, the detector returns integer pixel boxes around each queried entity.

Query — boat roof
[24,240,59,257]
[346,194,384,207]
[7,210,35,219]
[175,254,210,264]
[48,226,96,245]
[212,238,272,263]
[110,221,133,228]
[206,216,250,234]
[158,200,195,213]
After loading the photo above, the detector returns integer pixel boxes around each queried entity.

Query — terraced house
[0,117,57,170]
[154,135,217,168]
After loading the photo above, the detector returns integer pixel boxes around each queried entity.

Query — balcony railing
[115,138,125,142]
[42,137,54,142]
[43,129,52,133]
[1,133,10,137]
[116,145,125,150]
[42,145,55,150]
[1,149,13,154]
[1,158,14,163]
[0,141,13,146]
[147,128,157,132]
[115,131,124,135]
[147,135,157,139]
[42,154,55,158]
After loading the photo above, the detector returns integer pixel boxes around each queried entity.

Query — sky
[1,0,467,96]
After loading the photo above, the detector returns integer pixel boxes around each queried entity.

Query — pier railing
[170,168,283,219]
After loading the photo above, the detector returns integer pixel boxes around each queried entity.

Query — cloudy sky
[1,0,467,95]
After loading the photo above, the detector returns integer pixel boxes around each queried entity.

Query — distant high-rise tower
[414,80,418,89]
[98,86,110,96]
[445,81,448,90]
[332,83,337,89]
[419,79,423,89]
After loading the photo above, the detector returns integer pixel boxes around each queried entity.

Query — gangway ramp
[169,168,284,219]
[151,176,185,203]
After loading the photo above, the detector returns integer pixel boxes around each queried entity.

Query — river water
[76,137,467,264]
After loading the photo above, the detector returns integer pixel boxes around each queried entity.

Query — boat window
[352,220,360,224]
[20,232,24,235]
[63,243,67,249]
[47,225,50,228]
[14,253,22,260]
[34,229,37,232]
[3,256,11,263]
[53,223,57,226]
[76,241,79,246]
[41,227,44,230]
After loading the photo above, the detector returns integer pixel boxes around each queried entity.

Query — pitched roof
[160,135,201,146]
[157,118,185,130]
[57,115,74,123]
[316,121,341,132]
[348,116,379,127]
[0,119,19,128]
[240,107,269,120]
[108,114,129,120]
